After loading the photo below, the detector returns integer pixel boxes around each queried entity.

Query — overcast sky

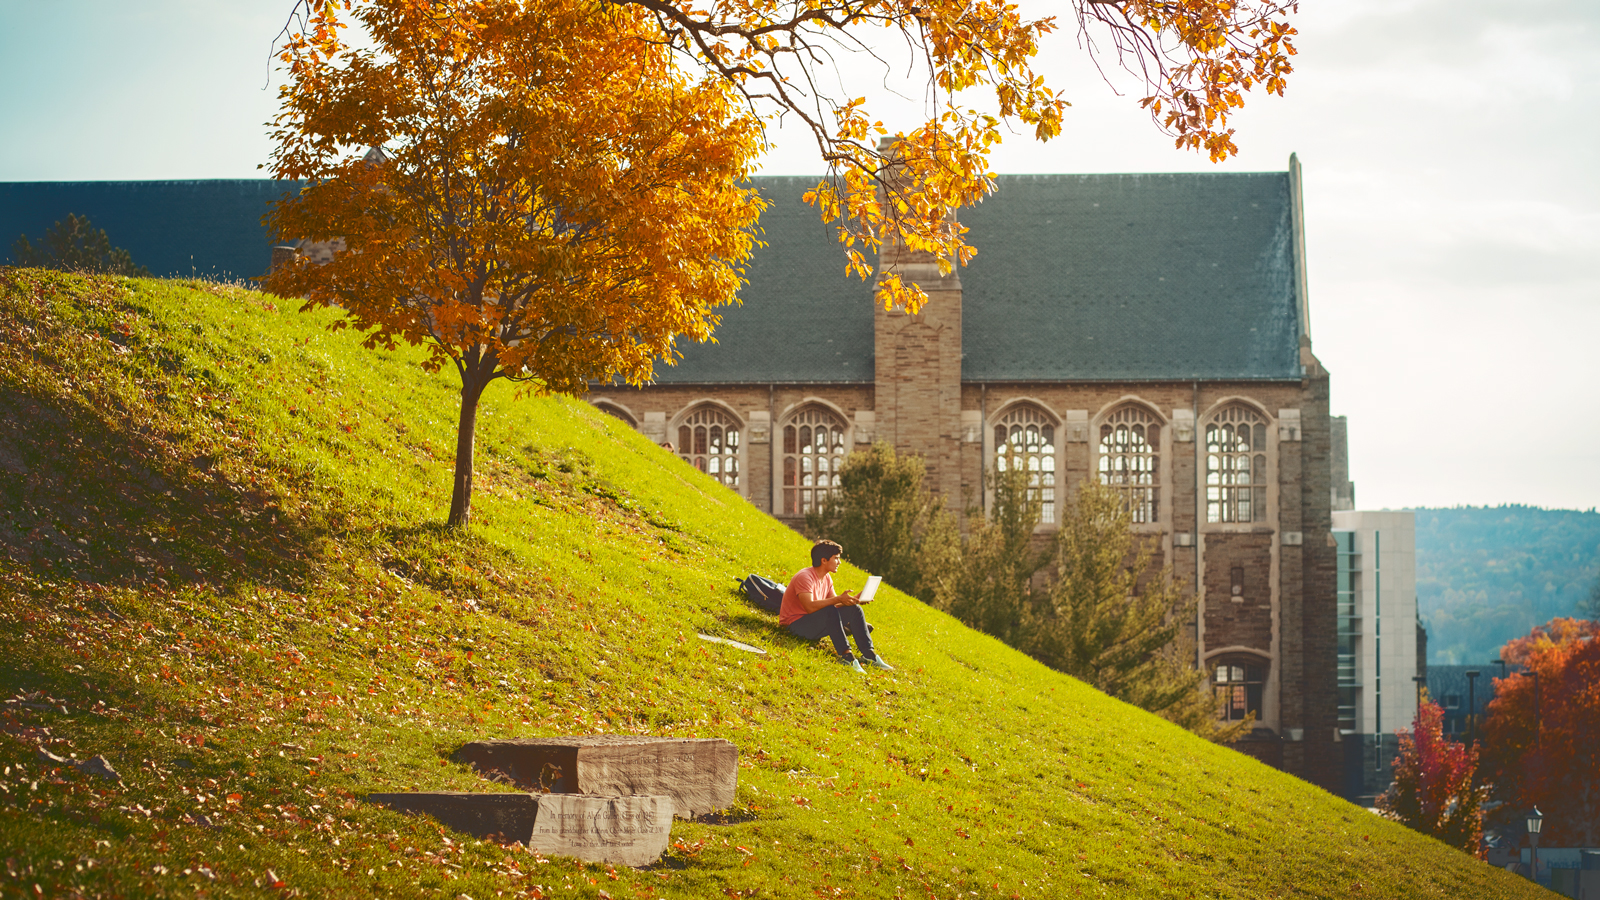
[2,0,1596,511]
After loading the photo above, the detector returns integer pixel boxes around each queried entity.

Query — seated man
[780,540,893,673]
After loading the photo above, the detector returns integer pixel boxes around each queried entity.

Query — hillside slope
[0,269,1539,899]
[1414,506,1600,664]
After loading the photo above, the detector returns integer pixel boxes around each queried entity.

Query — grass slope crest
[0,268,1539,898]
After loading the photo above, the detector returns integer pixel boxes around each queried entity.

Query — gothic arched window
[782,407,847,515]
[1205,406,1268,523]
[593,401,636,428]
[1211,656,1267,723]
[993,405,1057,524]
[1098,405,1161,524]
[678,406,741,490]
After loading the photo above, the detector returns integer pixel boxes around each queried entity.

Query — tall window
[1205,406,1268,523]
[1098,405,1160,524]
[1212,658,1266,723]
[782,407,846,515]
[678,406,741,490]
[994,405,1056,524]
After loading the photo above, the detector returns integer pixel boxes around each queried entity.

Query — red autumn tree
[1377,699,1489,858]
[1480,617,1600,847]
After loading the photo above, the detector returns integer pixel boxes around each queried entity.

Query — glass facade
[1335,530,1360,732]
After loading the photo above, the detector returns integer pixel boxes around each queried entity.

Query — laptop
[857,575,883,604]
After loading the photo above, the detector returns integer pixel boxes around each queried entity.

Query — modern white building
[1332,509,1422,802]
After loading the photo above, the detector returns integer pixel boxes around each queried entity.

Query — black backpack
[737,574,785,614]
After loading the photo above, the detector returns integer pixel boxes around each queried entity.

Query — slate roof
[960,173,1305,382]
[655,176,876,384]
[666,172,1307,383]
[1,172,1307,384]
[1,180,298,282]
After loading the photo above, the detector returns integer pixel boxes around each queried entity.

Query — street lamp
[1413,674,1428,709]
[1494,657,1507,680]
[1465,670,1480,744]
[1526,806,1544,882]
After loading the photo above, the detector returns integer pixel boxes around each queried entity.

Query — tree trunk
[447,370,492,529]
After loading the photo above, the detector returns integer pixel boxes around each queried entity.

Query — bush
[12,214,149,277]
[805,442,958,600]
[820,450,1244,741]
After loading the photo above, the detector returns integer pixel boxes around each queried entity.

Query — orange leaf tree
[1376,699,1490,858]
[263,0,765,527]
[1480,617,1600,847]
[278,0,1298,312]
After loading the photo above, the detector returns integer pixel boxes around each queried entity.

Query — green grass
[0,268,1540,899]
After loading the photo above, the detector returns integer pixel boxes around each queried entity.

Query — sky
[2,0,1597,512]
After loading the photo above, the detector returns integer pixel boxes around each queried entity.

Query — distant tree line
[807,443,1247,742]
[1415,505,1600,665]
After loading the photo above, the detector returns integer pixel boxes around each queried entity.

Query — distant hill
[1413,506,1600,664]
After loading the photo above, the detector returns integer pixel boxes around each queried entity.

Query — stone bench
[452,735,737,819]
[367,735,739,866]
[367,792,674,867]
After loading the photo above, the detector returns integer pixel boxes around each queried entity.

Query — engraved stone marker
[366,791,540,842]
[527,794,674,867]
[453,736,737,819]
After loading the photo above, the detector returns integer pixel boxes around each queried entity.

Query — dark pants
[786,605,876,661]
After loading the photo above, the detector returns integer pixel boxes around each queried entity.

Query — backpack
[737,574,785,614]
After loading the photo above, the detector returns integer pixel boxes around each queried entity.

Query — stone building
[593,157,1342,791]
[0,161,1343,790]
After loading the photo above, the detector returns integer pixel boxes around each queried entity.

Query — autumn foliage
[1480,617,1600,847]
[280,0,1298,313]
[1377,699,1489,858]
[264,0,764,527]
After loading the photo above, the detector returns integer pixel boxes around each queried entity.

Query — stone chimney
[872,136,965,507]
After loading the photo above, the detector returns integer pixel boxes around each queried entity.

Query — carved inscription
[528,794,673,867]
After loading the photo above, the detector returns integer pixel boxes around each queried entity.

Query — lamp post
[1413,674,1428,710]
[1494,657,1507,681]
[1465,670,1480,744]
[1526,806,1544,883]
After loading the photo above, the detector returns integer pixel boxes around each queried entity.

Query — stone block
[1065,410,1089,442]
[959,410,981,443]
[367,791,541,842]
[366,792,675,867]
[528,794,674,868]
[747,410,771,444]
[453,736,737,819]
[853,410,875,444]
[641,411,667,444]
[1278,408,1302,442]
[1172,408,1195,442]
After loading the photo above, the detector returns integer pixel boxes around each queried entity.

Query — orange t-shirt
[779,566,833,626]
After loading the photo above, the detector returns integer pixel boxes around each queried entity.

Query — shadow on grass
[0,384,324,592]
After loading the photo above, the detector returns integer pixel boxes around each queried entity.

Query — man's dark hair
[811,540,843,568]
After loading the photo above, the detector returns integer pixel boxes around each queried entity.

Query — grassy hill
[0,268,1540,899]
[1413,506,1600,664]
